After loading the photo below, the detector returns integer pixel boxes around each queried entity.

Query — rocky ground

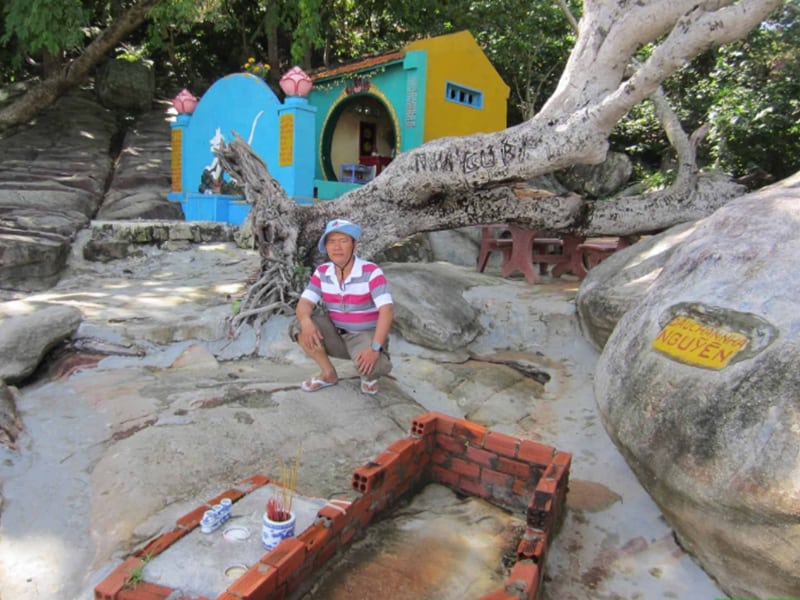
[0,238,724,600]
[0,89,725,599]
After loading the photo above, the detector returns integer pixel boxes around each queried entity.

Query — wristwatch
[371,341,382,352]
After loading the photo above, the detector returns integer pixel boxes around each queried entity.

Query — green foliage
[1,0,795,187]
[292,0,323,65]
[468,0,579,122]
[2,0,87,55]
[610,101,670,168]
[116,43,151,63]
[613,2,800,185]
[292,262,312,289]
[124,553,152,589]
[703,8,800,181]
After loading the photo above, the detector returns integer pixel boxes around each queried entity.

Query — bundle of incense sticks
[266,445,302,521]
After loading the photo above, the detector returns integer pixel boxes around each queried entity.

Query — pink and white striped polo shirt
[300,256,392,332]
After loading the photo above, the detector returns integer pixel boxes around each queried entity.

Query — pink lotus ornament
[279,67,313,98]
[172,89,198,114]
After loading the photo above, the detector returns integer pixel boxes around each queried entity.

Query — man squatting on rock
[291,219,393,395]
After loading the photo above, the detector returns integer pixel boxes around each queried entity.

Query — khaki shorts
[289,310,392,378]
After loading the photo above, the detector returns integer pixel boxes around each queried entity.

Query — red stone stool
[477,225,513,273]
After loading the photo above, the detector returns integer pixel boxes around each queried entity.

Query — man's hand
[298,319,323,352]
[356,347,379,376]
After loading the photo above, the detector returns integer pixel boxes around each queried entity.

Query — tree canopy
[1,0,797,183]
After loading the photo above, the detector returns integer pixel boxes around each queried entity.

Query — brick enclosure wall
[95,411,571,600]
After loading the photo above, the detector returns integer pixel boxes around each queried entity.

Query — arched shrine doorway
[320,93,398,183]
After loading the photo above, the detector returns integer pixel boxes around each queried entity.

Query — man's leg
[342,331,392,394]
[290,312,350,391]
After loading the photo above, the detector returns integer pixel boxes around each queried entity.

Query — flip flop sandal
[360,379,379,396]
[301,377,337,392]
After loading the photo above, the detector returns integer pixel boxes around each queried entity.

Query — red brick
[315,504,348,536]
[345,493,373,526]
[372,450,402,473]
[527,491,554,532]
[386,477,416,502]
[176,505,207,529]
[536,477,558,495]
[465,444,497,468]
[235,473,270,492]
[505,560,540,599]
[296,523,331,552]
[370,491,393,516]
[433,413,457,435]
[457,476,490,499]
[435,432,468,456]
[415,450,432,471]
[137,528,187,558]
[516,529,547,562]
[452,419,487,445]
[400,454,427,482]
[512,477,536,497]
[386,437,427,462]
[314,539,339,569]
[95,556,144,599]
[431,447,450,466]
[117,581,175,600]
[430,464,460,488]
[551,450,572,467]
[529,489,553,510]
[542,461,565,478]
[225,563,278,599]
[261,538,306,585]
[480,467,514,489]
[483,431,520,459]
[409,411,438,436]
[351,462,385,493]
[479,590,519,600]
[208,487,244,505]
[340,523,359,546]
[497,456,531,479]
[517,440,555,466]
[450,456,481,479]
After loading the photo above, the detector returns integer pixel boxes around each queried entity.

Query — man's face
[325,232,355,262]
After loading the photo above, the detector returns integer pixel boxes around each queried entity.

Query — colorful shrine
[168,30,509,224]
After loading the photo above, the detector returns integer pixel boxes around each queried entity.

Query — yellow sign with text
[170,128,182,192]
[278,114,294,166]
[652,316,749,369]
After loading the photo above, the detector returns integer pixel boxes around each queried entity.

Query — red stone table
[500,225,585,284]
[477,224,607,284]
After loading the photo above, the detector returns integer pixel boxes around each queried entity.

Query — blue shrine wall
[169,73,318,220]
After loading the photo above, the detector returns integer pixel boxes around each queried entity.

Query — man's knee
[288,318,301,343]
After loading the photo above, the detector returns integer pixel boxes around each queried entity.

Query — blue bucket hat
[318,219,362,253]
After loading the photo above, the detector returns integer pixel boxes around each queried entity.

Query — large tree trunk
[0,0,165,133]
[219,0,781,330]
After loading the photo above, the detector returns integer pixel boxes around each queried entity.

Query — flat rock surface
[0,241,723,600]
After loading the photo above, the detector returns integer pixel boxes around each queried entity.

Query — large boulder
[0,90,117,291]
[560,151,633,198]
[0,228,72,291]
[593,174,800,598]
[576,222,697,350]
[383,262,484,352]
[95,59,155,112]
[0,304,84,384]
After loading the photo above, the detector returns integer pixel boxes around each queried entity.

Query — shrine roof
[310,49,405,82]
